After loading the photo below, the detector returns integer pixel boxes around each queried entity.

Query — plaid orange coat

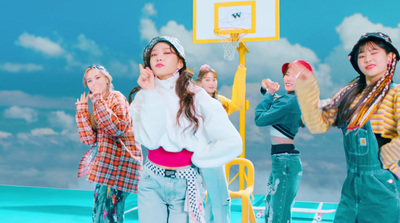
[76,91,142,193]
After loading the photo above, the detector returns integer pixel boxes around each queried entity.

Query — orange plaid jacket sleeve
[76,91,142,193]
[91,92,130,137]
[76,102,96,145]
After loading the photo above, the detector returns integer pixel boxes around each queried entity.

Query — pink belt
[148,146,193,167]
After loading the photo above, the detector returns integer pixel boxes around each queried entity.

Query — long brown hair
[129,42,201,134]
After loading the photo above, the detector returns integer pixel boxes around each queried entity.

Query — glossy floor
[0,185,337,222]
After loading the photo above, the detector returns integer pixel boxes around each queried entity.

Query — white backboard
[193,0,280,43]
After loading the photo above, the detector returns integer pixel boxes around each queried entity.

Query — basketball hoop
[214,27,248,61]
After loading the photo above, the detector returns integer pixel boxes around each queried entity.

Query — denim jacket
[254,89,303,140]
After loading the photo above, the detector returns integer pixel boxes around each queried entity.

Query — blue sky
[1,0,400,203]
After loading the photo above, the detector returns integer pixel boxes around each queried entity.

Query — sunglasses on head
[88,64,106,70]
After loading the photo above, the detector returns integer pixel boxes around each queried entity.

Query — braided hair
[323,38,398,130]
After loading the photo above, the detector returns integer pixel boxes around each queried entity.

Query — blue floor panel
[0,185,337,222]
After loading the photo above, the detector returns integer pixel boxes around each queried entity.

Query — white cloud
[31,128,58,136]
[15,128,59,147]
[140,18,158,41]
[296,128,314,141]
[314,63,334,97]
[47,111,81,143]
[222,82,268,144]
[107,60,129,77]
[129,60,140,74]
[16,32,64,56]
[16,126,80,146]
[64,53,84,69]
[0,91,75,109]
[3,106,38,123]
[143,3,157,17]
[16,128,60,146]
[296,182,341,203]
[75,34,103,56]
[18,167,41,177]
[0,131,12,139]
[336,13,400,52]
[243,39,320,84]
[48,110,75,131]
[159,21,190,39]
[0,63,43,72]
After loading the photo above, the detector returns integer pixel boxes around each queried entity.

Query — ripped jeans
[265,154,302,223]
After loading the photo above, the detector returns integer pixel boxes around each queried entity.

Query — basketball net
[214,27,248,61]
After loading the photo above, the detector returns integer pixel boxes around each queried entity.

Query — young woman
[129,36,242,223]
[196,64,246,115]
[195,64,246,223]
[295,32,400,222]
[76,64,143,223]
[254,60,310,223]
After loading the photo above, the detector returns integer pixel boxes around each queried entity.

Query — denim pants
[265,154,302,223]
[334,122,400,223]
[138,163,205,223]
[201,166,231,223]
[92,184,130,223]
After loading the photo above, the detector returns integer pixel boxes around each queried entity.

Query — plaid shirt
[76,91,142,193]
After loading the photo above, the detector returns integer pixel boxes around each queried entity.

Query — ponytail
[128,86,142,104]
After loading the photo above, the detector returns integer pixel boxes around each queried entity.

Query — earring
[388,61,393,65]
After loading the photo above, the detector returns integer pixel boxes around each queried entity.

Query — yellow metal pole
[237,41,249,190]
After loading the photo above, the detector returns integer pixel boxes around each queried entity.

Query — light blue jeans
[138,164,205,223]
[265,154,302,223]
[201,166,231,223]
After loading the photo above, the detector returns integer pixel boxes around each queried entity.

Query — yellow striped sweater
[296,76,400,172]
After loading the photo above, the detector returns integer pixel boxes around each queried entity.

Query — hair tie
[200,64,211,71]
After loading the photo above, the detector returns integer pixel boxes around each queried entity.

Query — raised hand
[296,66,314,80]
[261,78,272,89]
[77,92,90,104]
[261,78,280,95]
[89,92,102,104]
[137,64,155,90]
[268,81,280,95]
